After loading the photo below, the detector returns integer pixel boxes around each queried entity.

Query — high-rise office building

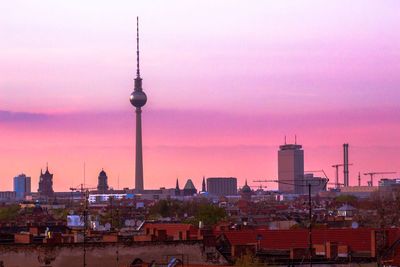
[13,173,31,200]
[278,143,304,194]
[206,177,237,196]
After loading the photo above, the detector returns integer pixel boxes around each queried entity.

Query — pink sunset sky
[0,1,399,191]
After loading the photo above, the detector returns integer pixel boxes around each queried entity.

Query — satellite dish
[105,223,111,231]
[352,222,359,229]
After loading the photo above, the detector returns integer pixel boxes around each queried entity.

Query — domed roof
[242,180,251,193]
[130,90,147,108]
[99,169,107,176]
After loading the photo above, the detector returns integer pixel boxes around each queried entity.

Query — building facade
[183,179,197,196]
[206,177,237,196]
[97,169,109,193]
[38,166,54,197]
[378,178,400,188]
[13,173,31,200]
[0,191,16,202]
[303,173,327,195]
[278,144,304,194]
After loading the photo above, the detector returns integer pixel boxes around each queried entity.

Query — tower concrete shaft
[135,107,144,191]
[130,17,147,192]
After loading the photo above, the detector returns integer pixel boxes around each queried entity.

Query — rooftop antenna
[295,135,297,145]
[136,16,140,78]
[284,135,287,145]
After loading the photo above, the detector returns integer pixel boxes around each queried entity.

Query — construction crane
[364,172,397,187]
[69,184,97,206]
[251,179,270,190]
[249,185,268,190]
[253,179,278,183]
[331,164,353,189]
[254,170,330,191]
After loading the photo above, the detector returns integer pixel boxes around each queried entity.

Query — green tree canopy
[0,204,20,221]
[148,199,226,226]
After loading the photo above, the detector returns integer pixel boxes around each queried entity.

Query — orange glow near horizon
[1,108,399,191]
[1,1,400,191]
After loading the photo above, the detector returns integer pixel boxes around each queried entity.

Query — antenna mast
[136,16,140,78]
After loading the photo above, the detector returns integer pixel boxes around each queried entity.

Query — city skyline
[1,1,399,191]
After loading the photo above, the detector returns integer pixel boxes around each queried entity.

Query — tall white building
[13,173,31,200]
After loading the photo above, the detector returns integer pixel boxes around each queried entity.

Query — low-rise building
[0,191,16,202]
[339,186,378,198]
[207,177,237,196]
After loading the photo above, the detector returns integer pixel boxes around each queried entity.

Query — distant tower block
[38,165,54,197]
[97,169,109,193]
[278,142,304,194]
[130,17,147,192]
[343,143,349,187]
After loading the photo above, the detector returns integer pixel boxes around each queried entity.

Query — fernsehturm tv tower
[130,17,147,192]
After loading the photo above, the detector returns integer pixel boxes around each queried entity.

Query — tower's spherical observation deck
[130,90,147,108]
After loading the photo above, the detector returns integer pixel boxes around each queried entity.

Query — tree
[235,251,260,267]
[334,195,358,206]
[196,204,226,226]
[0,204,20,221]
[148,199,226,226]
[51,208,69,220]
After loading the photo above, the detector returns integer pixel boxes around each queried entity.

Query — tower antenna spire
[136,16,140,78]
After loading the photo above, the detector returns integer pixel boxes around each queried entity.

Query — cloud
[1,106,399,132]
[0,110,49,122]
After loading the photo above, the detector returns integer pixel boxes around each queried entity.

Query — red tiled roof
[145,223,195,231]
[222,230,257,245]
[275,205,289,210]
[221,228,400,252]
